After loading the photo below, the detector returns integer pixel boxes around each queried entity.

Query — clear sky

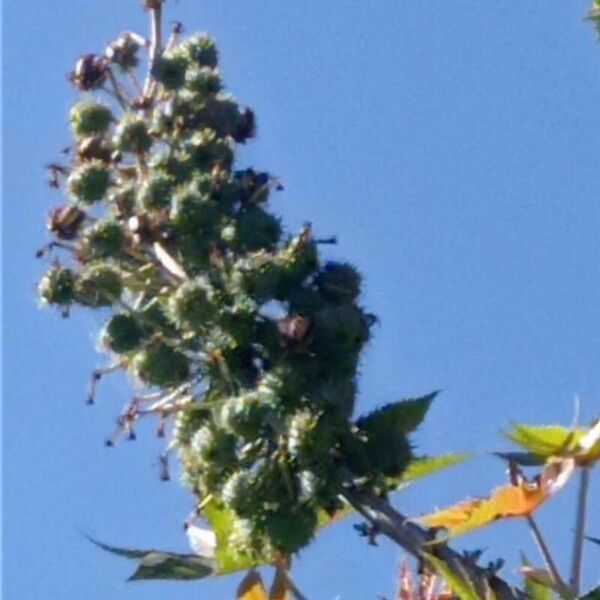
[3,1,600,598]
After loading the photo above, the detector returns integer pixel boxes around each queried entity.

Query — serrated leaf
[87,535,215,581]
[423,553,479,600]
[86,535,152,559]
[128,552,214,581]
[237,571,269,600]
[357,391,438,435]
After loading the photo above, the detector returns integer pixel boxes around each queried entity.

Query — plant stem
[569,467,590,595]
[525,515,564,588]
[143,0,163,98]
[343,489,527,600]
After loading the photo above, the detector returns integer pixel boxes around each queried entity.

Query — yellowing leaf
[418,458,574,537]
[237,571,269,600]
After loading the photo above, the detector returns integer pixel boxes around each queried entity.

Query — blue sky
[3,1,600,598]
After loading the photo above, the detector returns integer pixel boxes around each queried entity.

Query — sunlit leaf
[390,453,471,489]
[507,420,600,466]
[203,500,262,574]
[520,555,553,600]
[417,458,575,538]
[237,571,269,600]
[423,553,479,600]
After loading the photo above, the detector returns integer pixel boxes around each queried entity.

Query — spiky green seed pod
[288,410,333,467]
[263,505,317,554]
[152,51,188,90]
[170,189,220,235]
[168,278,215,328]
[316,262,361,304]
[109,184,137,218]
[182,128,234,171]
[132,342,190,387]
[70,101,113,136]
[68,160,111,204]
[101,313,144,353]
[220,391,276,439]
[185,65,222,96]
[313,305,371,352]
[113,114,152,153]
[181,34,218,68]
[75,266,122,307]
[81,219,124,259]
[39,266,76,306]
[222,470,256,516]
[137,172,175,210]
[173,403,211,446]
[234,206,282,252]
[191,424,237,467]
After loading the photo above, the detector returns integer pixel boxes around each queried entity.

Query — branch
[143,0,163,98]
[569,467,590,595]
[342,489,527,600]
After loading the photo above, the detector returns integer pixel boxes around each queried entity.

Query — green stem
[525,515,565,589]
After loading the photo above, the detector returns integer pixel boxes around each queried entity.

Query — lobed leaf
[356,391,438,436]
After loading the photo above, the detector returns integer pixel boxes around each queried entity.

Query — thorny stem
[343,489,527,600]
[569,467,590,595]
[143,0,163,98]
[525,515,565,589]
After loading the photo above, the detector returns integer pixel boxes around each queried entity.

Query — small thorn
[105,439,114,447]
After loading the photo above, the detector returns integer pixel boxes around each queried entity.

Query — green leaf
[387,453,470,490]
[579,586,600,600]
[423,553,479,600]
[87,536,215,581]
[86,535,152,559]
[520,554,553,600]
[128,552,214,581]
[506,424,576,458]
[357,391,438,435]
